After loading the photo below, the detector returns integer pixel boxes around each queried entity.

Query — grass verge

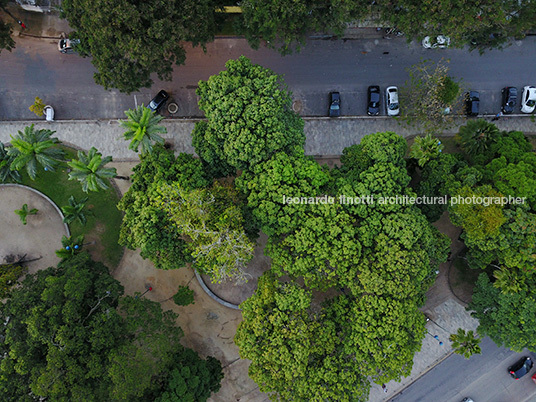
[19,146,123,268]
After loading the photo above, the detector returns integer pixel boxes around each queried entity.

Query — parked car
[329,92,341,117]
[508,356,533,379]
[501,87,517,114]
[367,86,380,116]
[385,86,399,116]
[532,372,536,384]
[521,86,536,114]
[58,38,80,54]
[461,398,474,402]
[148,90,169,112]
[465,91,480,116]
[422,35,451,49]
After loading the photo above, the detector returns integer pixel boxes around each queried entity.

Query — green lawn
[19,146,123,268]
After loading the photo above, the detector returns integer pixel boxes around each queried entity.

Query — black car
[329,92,341,117]
[501,87,517,114]
[508,356,533,379]
[148,90,169,112]
[367,86,380,116]
[465,91,480,116]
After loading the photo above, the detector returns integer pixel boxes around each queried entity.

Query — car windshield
[331,104,340,110]
[527,100,536,107]
[389,103,399,110]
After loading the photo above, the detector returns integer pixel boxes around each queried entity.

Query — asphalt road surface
[391,337,536,402]
[1,35,536,120]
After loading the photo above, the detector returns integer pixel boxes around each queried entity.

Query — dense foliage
[156,181,255,282]
[0,0,15,54]
[118,145,209,270]
[237,0,368,54]
[193,56,305,172]
[0,252,223,401]
[235,132,449,399]
[60,0,224,92]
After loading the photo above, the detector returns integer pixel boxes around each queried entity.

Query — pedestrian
[492,112,503,121]
[382,384,388,393]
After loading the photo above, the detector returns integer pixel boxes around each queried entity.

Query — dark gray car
[501,87,517,114]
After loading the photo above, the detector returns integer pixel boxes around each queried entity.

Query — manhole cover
[292,100,303,113]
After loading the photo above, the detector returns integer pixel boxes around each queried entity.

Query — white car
[521,86,536,113]
[386,86,399,116]
[422,35,451,49]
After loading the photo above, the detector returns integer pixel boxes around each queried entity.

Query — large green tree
[193,56,305,171]
[156,181,255,283]
[235,131,450,399]
[0,252,223,401]
[376,0,536,51]
[238,0,368,54]
[60,0,224,92]
[118,146,209,270]
[235,273,371,402]
[0,0,15,54]
[469,272,536,352]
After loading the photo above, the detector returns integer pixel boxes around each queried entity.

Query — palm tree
[455,119,500,157]
[0,142,21,183]
[449,328,482,359]
[61,195,92,226]
[67,147,117,192]
[493,266,526,294]
[121,105,166,155]
[7,124,64,180]
[14,204,38,225]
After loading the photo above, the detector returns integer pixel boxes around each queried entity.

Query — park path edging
[194,269,241,310]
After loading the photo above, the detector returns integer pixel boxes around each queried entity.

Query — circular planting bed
[0,184,69,275]
[198,233,272,308]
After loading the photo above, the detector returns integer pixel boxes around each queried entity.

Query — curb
[193,269,241,310]
[0,114,534,123]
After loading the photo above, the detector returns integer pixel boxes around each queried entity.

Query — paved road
[391,337,536,402]
[1,35,536,120]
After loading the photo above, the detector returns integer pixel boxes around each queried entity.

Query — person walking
[382,384,388,393]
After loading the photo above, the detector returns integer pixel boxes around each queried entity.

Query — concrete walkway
[1,115,535,160]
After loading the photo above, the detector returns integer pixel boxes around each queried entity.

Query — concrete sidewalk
[0,116,534,160]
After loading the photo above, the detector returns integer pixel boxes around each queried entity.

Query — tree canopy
[235,131,450,399]
[60,0,224,92]
[118,145,209,270]
[155,181,255,282]
[399,59,463,133]
[237,0,368,54]
[193,56,305,172]
[0,252,223,401]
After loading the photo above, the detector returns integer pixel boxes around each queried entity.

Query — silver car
[58,38,80,54]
